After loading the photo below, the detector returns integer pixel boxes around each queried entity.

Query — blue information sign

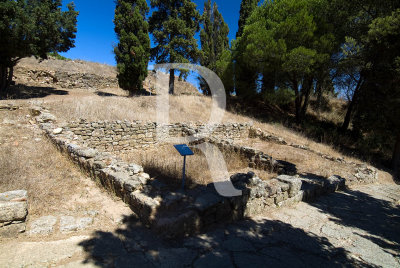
[173,144,194,156]
[173,144,194,190]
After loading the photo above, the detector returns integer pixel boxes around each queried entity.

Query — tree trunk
[315,80,322,112]
[292,79,301,124]
[300,77,313,119]
[6,65,14,89]
[169,69,175,95]
[341,77,363,131]
[0,66,7,93]
[262,71,275,95]
[393,133,400,182]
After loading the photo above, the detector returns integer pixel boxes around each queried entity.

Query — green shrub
[47,52,70,61]
[263,88,295,106]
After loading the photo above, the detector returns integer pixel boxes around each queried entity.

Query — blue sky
[60,0,242,66]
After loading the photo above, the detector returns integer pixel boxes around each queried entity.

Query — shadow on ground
[95,91,119,97]
[78,214,370,267]
[0,84,68,100]
[309,188,400,257]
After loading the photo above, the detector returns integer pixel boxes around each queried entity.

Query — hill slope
[14,57,200,95]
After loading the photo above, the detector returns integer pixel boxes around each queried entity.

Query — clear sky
[60,0,242,66]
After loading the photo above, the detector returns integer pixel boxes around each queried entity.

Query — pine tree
[0,0,78,94]
[114,0,150,95]
[149,0,200,95]
[236,0,258,38]
[199,0,229,95]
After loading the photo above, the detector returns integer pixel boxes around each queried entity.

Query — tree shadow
[308,187,400,257]
[226,96,393,172]
[78,213,371,267]
[95,91,119,97]
[0,84,68,100]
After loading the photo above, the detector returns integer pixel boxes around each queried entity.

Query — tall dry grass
[0,109,90,216]
[119,144,274,188]
[44,90,361,165]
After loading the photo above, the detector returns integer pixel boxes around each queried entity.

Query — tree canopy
[199,0,229,95]
[149,0,200,94]
[0,0,78,93]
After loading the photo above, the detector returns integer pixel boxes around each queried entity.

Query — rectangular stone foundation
[38,118,347,238]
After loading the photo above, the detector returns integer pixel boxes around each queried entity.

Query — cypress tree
[199,0,229,95]
[236,0,258,38]
[114,0,150,95]
[234,0,259,98]
[149,0,200,95]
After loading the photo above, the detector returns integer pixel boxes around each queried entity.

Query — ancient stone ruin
[0,190,28,237]
[31,108,378,238]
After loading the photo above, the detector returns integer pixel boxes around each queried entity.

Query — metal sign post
[173,144,194,190]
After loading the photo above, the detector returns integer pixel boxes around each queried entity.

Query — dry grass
[0,108,131,219]
[46,94,221,123]
[308,95,348,126]
[119,144,275,188]
[42,88,363,168]
[238,139,357,179]
[0,124,82,216]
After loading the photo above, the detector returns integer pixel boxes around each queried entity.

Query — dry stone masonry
[66,120,251,152]
[0,190,28,237]
[33,109,378,237]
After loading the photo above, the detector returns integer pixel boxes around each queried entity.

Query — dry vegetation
[16,57,117,77]
[119,144,276,188]
[237,139,356,179]
[0,108,131,222]
[1,57,394,202]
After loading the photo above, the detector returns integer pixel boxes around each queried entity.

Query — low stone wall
[37,112,351,238]
[207,139,297,175]
[65,120,251,152]
[0,190,28,237]
[32,107,379,238]
[249,128,378,185]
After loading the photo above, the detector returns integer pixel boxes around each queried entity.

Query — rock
[276,175,302,198]
[128,163,144,174]
[354,166,378,183]
[146,248,197,267]
[194,251,233,268]
[36,112,56,123]
[0,222,26,237]
[234,252,277,268]
[29,106,42,116]
[222,237,256,252]
[0,190,27,202]
[29,216,57,235]
[194,192,223,212]
[0,235,89,267]
[60,216,93,233]
[0,201,28,222]
[326,175,346,191]
[53,128,63,134]
[75,148,98,158]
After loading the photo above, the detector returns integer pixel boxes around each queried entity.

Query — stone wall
[0,190,28,236]
[36,111,352,238]
[65,120,251,152]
